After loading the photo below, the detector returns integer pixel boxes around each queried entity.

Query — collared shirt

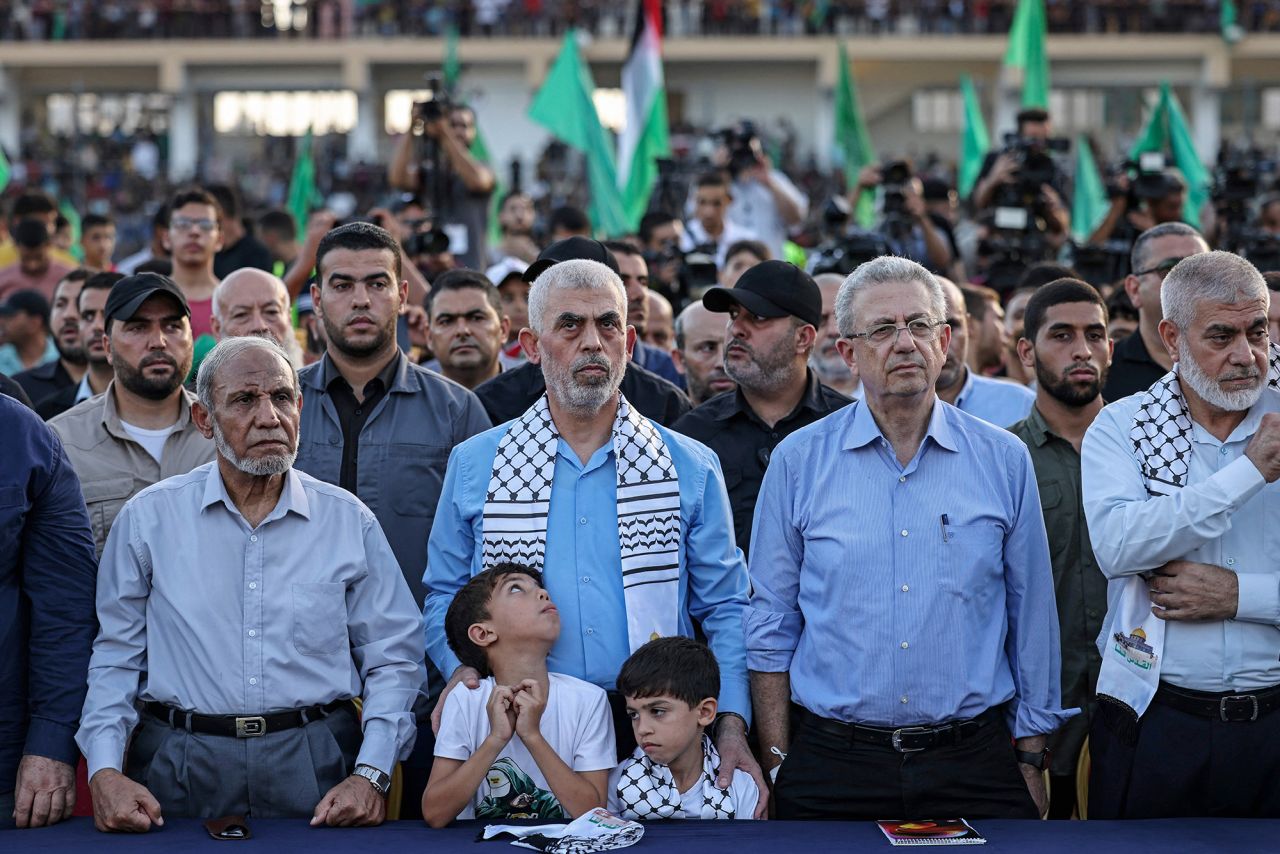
[322,353,399,494]
[33,374,94,421]
[48,384,215,556]
[0,335,59,378]
[672,370,851,557]
[680,218,760,272]
[77,462,426,778]
[1009,405,1107,774]
[295,351,491,607]
[746,398,1073,738]
[1100,331,1168,403]
[474,361,692,429]
[952,369,1036,428]
[728,170,809,260]
[0,396,97,786]
[632,340,685,388]
[424,415,752,720]
[13,356,74,406]
[1082,387,1280,692]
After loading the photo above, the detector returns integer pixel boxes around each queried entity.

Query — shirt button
[249,677,258,686]
[355,409,362,416]
[579,517,588,525]
[900,695,909,704]
[581,576,591,583]
[1227,558,1236,565]
[250,535,258,543]
[248,629,256,637]
[900,529,908,537]
[248,582,257,590]
[900,641,909,649]
[899,476,906,483]
[1220,447,1228,455]
[586,627,595,635]
[901,584,909,592]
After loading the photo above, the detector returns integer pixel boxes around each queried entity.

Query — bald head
[645,290,675,351]
[673,301,735,405]
[212,268,302,367]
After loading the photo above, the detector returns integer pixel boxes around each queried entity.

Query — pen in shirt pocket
[939,514,950,542]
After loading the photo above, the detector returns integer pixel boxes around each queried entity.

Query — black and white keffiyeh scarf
[614,735,735,820]
[481,394,682,652]
[1098,343,1280,720]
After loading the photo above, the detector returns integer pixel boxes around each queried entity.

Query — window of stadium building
[213,91,356,136]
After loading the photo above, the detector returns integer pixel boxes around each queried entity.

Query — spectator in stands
[473,239,692,427]
[718,240,769,290]
[389,103,496,269]
[811,272,858,397]
[117,204,170,276]
[1083,252,1280,819]
[748,256,1070,821]
[548,206,592,243]
[293,222,491,820]
[164,188,223,341]
[424,268,511,389]
[0,290,57,376]
[78,336,425,829]
[681,173,758,270]
[0,220,76,302]
[52,215,74,255]
[49,273,214,556]
[674,261,850,557]
[211,268,304,368]
[720,129,808,260]
[491,191,540,265]
[79,214,117,272]
[935,276,1035,426]
[646,291,675,351]
[425,257,763,814]
[207,183,274,279]
[36,272,121,419]
[0,192,77,271]
[0,395,97,830]
[13,270,88,404]
[258,209,300,279]
[671,301,736,407]
[1106,286,1139,342]
[1102,223,1209,401]
[1008,279,1112,819]
[963,284,1009,376]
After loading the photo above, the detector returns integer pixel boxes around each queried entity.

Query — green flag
[443,25,461,90]
[287,130,321,243]
[1071,135,1108,242]
[1221,0,1243,44]
[1004,0,1050,109]
[1128,82,1210,228]
[59,200,83,263]
[834,41,877,228]
[958,75,990,199]
[0,145,11,193]
[528,31,628,237]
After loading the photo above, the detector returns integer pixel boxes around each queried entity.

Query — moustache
[1063,362,1098,379]
[1219,368,1261,382]
[571,354,612,373]
[139,353,178,370]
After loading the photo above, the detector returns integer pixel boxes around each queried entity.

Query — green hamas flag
[958,74,990,199]
[528,31,628,237]
[1221,0,1243,44]
[834,41,877,228]
[1129,82,1210,228]
[287,129,322,243]
[443,25,461,89]
[0,146,10,194]
[1004,0,1050,109]
[1071,135,1108,242]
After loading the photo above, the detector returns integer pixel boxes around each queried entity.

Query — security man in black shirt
[673,261,851,557]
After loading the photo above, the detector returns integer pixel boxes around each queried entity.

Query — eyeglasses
[170,217,217,233]
[1133,256,1187,278]
[846,318,945,345]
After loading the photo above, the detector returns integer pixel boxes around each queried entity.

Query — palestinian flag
[618,0,670,228]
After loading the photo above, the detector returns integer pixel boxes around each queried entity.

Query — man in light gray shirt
[78,336,425,831]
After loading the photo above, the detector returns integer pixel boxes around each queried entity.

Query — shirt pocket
[385,444,452,518]
[292,582,349,656]
[1037,480,1063,512]
[81,476,135,552]
[938,523,1004,603]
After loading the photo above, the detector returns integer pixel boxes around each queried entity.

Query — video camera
[412,76,454,128]
[1211,146,1280,270]
[717,121,763,179]
[1000,132,1068,198]
[806,196,893,277]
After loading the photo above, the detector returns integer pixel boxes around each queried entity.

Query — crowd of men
[5,97,1280,834]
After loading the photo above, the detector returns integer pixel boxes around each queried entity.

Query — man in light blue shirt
[934,276,1035,427]
[424,258,764,815]
[747,257,1071,821]
[1082,251,1280,819]
[78,337,425,831]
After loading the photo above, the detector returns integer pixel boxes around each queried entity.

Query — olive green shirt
[1008,404,1108,776]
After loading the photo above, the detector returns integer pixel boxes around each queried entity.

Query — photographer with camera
[714,121,808,260]
[848,162,954,273]
[388,92,495,271]
[1087,157,1186,255]
[972,109,1071,235]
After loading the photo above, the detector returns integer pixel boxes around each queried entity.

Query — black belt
[798,706,998,753]
[1154,682,1280,722]
[144,699,350,738]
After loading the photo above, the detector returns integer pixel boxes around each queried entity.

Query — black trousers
[774,707,1038,821]
[1089,691,1280,819]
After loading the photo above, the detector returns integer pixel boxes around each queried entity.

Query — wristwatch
[353,764,391,796]
[1015,748,1050,771]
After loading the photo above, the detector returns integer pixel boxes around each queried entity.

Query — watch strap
[1015,748,1049,770]
[353,763,391,796]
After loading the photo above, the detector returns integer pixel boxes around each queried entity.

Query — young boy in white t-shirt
[422,563,616,827]
[608,637,759,820]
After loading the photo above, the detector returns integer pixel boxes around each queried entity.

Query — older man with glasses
[1102,223,1209,402]
[747,256,1073,821]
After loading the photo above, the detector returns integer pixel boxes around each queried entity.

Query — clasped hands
[484,679,548,747]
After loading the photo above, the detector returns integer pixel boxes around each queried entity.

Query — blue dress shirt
[0,395,97,790]
[954,371,1036,428]
[746,398,1074,738]
[424,415,751,719]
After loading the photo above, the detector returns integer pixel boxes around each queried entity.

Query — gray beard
[212,418,296,476]
[541,354,624,416]
[1177,348,1263,412]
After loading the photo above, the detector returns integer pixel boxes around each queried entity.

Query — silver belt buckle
[891,726,930,753]
[1219,694,1259,722]
[235,716,267,737]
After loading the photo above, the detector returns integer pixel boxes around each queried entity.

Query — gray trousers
[125,703,361,819]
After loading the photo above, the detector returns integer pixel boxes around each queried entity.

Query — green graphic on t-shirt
[477,757,565,820]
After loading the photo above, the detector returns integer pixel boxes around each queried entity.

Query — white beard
[1177,348,1263,412]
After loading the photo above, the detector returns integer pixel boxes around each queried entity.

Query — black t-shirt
[474,361,691,428]
[1101,331,1168,403]
[214,234,275,279]
[13,358,73,407]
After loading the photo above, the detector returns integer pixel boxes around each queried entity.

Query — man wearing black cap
[473,237,693,426]
[672,261,851,557]
[49,272,214,556]
[0,290,58,377]
[0,219,75,302]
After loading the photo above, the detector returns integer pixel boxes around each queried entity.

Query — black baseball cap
[702,260,823,328]
[523,237,622,283]
[103,272,191,327]
[0,289,51,324]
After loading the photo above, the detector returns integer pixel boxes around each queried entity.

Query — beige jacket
[49,384,215,556]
